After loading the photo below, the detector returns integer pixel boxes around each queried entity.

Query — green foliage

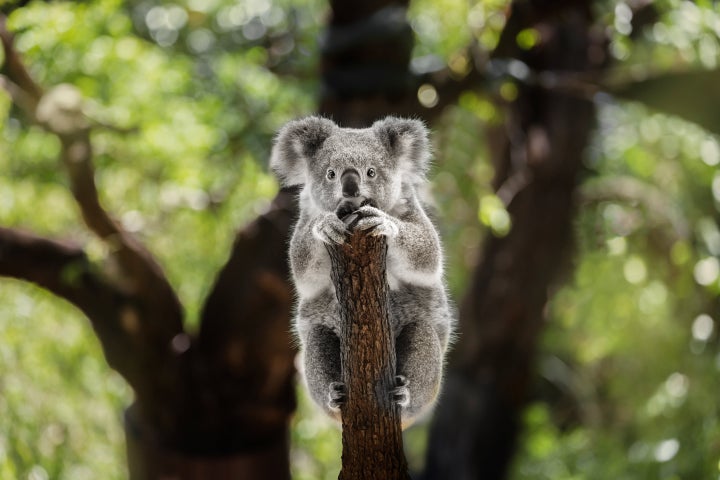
[506,3,720,476]
[1,0,321,475]
[2,0,720,478]
[512,93,720,480]
[290,389,341,480]
[0,283,130,479]
[3,0,319,322]
[602,0,720,70]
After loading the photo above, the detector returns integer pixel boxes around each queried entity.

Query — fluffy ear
[372,117,431,179]
[270,116,337,186]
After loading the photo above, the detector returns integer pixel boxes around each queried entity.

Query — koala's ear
[270,116,337,186]
[372,117,431,179]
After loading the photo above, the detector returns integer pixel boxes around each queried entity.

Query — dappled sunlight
[2,0,720,478]
[0,283,131,479]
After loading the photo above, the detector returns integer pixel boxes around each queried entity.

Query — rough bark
[326,231,409,480]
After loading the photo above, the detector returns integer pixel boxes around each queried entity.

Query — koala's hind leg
[302,324,344,418]
[395,321,443,424]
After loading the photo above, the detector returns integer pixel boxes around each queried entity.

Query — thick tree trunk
[124,405,290,480]
[327,231,410,480]
[123,189,298,479]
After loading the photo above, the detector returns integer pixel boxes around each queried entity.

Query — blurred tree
[425,2,605,477]
[2,0,720,479]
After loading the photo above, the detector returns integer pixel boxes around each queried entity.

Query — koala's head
[270,116,430,213]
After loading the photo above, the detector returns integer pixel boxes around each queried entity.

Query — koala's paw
[391,375,410,408]
[355,205,399,238]
[312,213,348,244]
[328,381,347,412]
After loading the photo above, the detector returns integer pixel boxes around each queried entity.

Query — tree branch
[0,226,160,397]
[0,226,112,311]
[0,14,42,103]
[326,231,409,480]
[1,13,186,421]
[1,16,183,330]
[198,188,296,355]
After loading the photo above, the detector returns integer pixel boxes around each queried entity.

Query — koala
[270,115,454,427]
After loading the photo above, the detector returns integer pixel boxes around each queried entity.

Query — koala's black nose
[341,169,360,198]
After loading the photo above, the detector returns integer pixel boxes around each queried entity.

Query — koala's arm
[391,203,442,285]
[289,210,345,298]
[357,196,442,288]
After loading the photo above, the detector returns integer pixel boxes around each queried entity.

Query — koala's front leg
[311,212,349,245]
[355,204,442,287]
[354,205,400,238]
[302,324,345,419]
[290,213,348,298]
[394,321,443,424]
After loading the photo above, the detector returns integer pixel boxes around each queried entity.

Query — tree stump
[326,231,410,480]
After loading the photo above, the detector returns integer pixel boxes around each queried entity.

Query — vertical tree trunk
[319,0,415,125]
[327,231,410,480]
[424,2,605,478]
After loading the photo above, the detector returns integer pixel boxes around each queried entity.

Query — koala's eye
[367,168,376,178]
[326,169,336,180]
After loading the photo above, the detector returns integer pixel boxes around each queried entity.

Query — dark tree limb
[0,14,42,103]
[0,226,170,408]
[424,1,604,479]
[326,231,409,480]
[118,175,298,475]
[0,226,113,311]
[55,127,182,326]
[0,15,183,334]
[1,10,189,452]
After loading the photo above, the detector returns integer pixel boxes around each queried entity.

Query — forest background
[1,0,720,479]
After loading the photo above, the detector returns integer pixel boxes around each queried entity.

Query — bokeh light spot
[693,257,719,286]
[623,256,647,284]
[692,314,714,342]
[701,139,720,166]
[654,438,679,463]
[417,84,439,108]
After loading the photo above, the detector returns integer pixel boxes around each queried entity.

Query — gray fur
[271,116,454,426]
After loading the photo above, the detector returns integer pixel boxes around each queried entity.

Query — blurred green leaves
[478,193,511,237]
[2,0,319,475]
[610,70,720,135]
[2,0,720,478]
[513,91,720,480]
[0,283,130,479]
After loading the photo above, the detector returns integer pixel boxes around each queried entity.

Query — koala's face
[307,130,402,212]
[270,116,431,213]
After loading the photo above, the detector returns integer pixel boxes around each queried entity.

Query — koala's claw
[341,213,360,228]
[312,214,348,244]
[391,375,410,408]
[355,206,399,238]
[328,381,347,411]
[337,199,377,229]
